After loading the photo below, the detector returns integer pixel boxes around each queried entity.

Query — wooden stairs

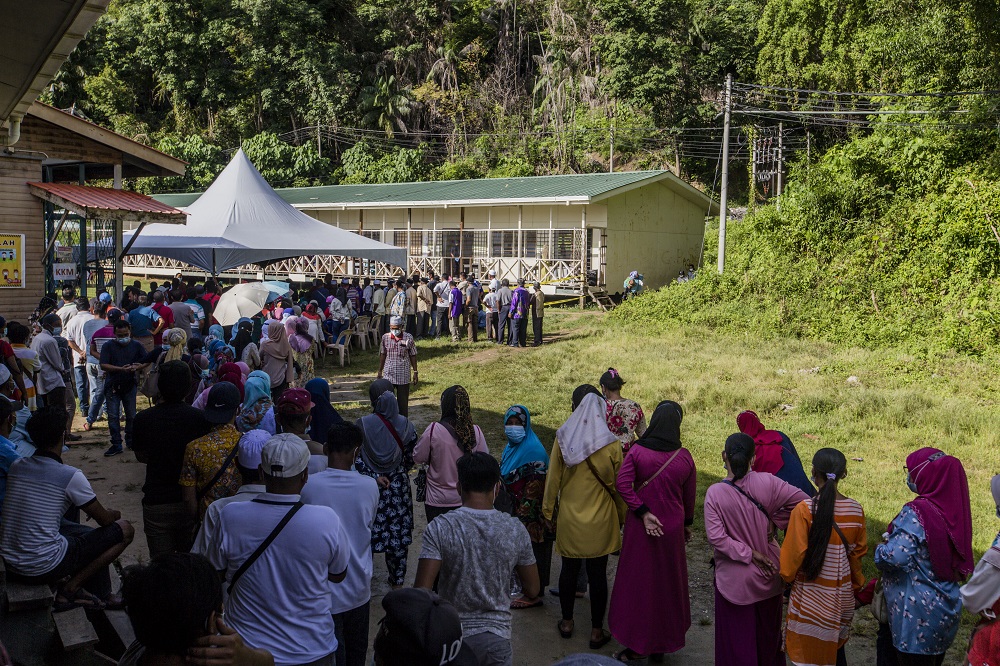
[587,286,616,311]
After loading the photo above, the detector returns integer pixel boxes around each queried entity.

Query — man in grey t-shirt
[416,452,539,666]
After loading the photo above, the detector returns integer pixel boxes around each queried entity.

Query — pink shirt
[413,422,488,507]
[704,471,808,605]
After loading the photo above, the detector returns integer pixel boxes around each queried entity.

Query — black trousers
[392,382,410,416]
[559,555,609,628]
[532,315,543,346]
[497,306,510,343]
[405,314,417,336]
[416,311,429,337]
[333,602,370,666]
[436,308,449,337]
[518,317,528,347]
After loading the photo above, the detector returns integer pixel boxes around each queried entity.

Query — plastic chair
[326,328,353,367]
[368,315,382,347]
[353,316,371,350]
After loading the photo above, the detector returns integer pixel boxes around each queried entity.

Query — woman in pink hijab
[284,316,314,388]
[737,410,814,497]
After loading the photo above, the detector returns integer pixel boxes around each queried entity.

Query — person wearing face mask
[703,433,809,666]
[499,405,554,610]
[0,397,22,517]
[377,316,417,417]
[874,448,973,666]
[960,474,1000,666]
[30,313,67,412]
[415,452,540,666]
[99,320,149,457]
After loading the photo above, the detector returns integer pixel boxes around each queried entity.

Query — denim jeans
[333,602,370,666]
[464,632,513,666]
[86,362,106,424]
[73,365,89,415]
[105,385,137,450]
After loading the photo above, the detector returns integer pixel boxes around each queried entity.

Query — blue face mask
[117,336,131,345]
[906,475,918,493]
[505,425,526,443]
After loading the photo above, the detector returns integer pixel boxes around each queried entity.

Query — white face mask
[390,328,402,337]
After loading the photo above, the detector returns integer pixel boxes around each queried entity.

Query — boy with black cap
[373,588,477,666]
[209,434,350,666]
[179,381,243,519]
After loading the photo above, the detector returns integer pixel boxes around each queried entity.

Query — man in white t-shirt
[301,422,379,666]
[416,452,538,666]
[209,433,350,666]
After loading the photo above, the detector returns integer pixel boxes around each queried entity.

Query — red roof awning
[27,182,187,224]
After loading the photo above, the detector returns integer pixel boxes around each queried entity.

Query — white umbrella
[213,283,273,326]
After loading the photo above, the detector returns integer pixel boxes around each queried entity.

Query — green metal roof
[154,169,718,211]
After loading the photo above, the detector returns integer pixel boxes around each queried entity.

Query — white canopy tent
[125,149,407,274]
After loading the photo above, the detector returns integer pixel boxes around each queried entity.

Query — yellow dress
[542,438,626,559]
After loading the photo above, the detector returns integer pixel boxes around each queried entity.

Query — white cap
[374,279,381,286]
[238,430,270,470]
[261,433,310,478]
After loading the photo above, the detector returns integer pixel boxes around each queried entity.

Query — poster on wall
[0,234,25,289]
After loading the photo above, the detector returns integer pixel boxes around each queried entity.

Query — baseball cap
[238,429,270,469]
[203,382,241,424]
[98,292,112,303]
[261,433,310,478]
[277,388,314,415]
[376,589,477,666]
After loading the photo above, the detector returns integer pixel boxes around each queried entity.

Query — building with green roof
[149,170,717,292]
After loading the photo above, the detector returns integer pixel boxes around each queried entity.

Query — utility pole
[776,121,784,209]
[718,73,732,274]
[609,125,615,173]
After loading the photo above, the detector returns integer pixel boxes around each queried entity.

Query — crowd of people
[0,278,999,666]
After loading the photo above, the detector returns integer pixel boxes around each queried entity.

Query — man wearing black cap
[530,282,545,346]
[179,382,243,519]
[374,588,477,666]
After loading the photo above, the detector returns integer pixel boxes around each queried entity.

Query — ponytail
[724,433,755,481]
[802,448,848,581]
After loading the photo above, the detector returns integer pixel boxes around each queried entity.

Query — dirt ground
[63,370,880,666]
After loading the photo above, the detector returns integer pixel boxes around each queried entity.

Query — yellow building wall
[604,181,706,291]
[0,154,45,320]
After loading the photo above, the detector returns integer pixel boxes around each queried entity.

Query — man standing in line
[416,277,434,339]
[482,286,499,342]
[389,280,407,322]
[31,314,67,410]
[362,278,374,315]
[371,280,386,333]
[168,289,197,341]
[434,275,450,339]
[149,290,174,348]
[82,302,110,431]
[448,281,464,342]
[301,423,380,666]
[496,279,512,345]
[99,319,148,457]
[179,382,243,519]
[56,285,78,327]
[208,434,350,666]
[64,298,94,420]
[464,278,481,343]
[377,317,417,417]
[128,296,164,354]
[508,280,530,348]
[404,279,418,337]
[530,282,545,347]
[415,452,539,666]
[488,270,500,293]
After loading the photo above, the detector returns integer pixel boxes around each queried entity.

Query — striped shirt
[0,454,97,575]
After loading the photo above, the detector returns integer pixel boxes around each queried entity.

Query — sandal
[54,587,105,612]
[589,630,613,650]
[510,597,543,610]
[558,620,573,639]
[613,648,647,662]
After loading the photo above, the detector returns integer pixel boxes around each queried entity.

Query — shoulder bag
[197,444,241,502]
[227,501,303,594]
[635,449,682,492]
[584,456,626,525]
[723,479,778,540]
[140,351,166,400]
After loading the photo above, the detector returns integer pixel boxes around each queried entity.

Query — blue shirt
[0,434,21,513]
[127,306,160,338]
[874,504,962,655]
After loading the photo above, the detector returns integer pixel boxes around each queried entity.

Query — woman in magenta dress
[609,400,697,661]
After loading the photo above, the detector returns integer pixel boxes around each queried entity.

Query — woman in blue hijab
[501,404,555,609]
[305,377,345,446]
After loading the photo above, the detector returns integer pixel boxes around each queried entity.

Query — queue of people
[3,280,1000,666]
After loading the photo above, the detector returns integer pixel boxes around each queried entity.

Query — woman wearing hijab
[413,385,488,523]
[356,378,418,589]
[875,448,973,665]
[542,386,626,649]
[285,316,314,387]
[609,401,697,661]
[737,410,815,497]
[961,474,1000,666]
[600,368,646,453]
[305,377,344,446]
[216,362,245,402]
[205,324,225,346]
[703,433,809,666]
[780,448,868,666]
[236,370,276,434]
[231,318,260,370]
[501,404,555,610]
[259,318,294,401]
[162,327,187,363]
